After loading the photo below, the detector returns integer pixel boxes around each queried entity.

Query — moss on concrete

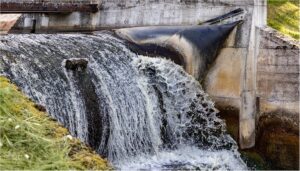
[240,149,270,170]
[0,76,111,170]
[256,113,299,170]
[268,0,300,40]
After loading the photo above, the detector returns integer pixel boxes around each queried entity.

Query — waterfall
[0,32,246,170]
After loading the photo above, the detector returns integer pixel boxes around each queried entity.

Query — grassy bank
[268,0,300,39]
[0,77,110,170]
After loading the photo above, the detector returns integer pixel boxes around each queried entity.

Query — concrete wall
[203,0,267,148]
[255,27,299,169]
[10,0,254,33]
[256,27,299,118]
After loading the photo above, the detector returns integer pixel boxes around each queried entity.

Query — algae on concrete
[0,76,111,170]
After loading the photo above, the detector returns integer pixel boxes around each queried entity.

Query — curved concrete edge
[0,14,21,34]
[115,22,240,80]
[115,26,188,44]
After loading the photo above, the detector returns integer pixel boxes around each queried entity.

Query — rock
[34,103,46,112]
[65,58,88,70]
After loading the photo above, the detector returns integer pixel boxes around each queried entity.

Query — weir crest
[0,32,246,170]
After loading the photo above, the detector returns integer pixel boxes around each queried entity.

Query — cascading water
[0,32,247,170]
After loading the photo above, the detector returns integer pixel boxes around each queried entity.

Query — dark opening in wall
[31,19,36,33]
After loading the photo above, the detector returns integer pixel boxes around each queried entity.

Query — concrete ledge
[0,2,99,13]
[259,27,300,49]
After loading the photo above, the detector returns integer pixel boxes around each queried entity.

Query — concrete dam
[0,0,299,170]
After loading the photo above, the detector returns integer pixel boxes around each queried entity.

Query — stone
[34,103,47,112]
[65,58,88,70]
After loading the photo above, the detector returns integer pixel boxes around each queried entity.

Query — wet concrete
[218,107,299,170]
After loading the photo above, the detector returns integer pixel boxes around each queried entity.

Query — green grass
[0,77,110,170]
[268,0,300,40]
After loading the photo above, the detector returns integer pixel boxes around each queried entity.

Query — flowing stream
[0,32,247,170]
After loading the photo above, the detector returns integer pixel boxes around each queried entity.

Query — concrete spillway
[0,32,247,170]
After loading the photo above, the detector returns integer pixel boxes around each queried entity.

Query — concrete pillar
[239,0,267,149]
[91,0,102,29]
